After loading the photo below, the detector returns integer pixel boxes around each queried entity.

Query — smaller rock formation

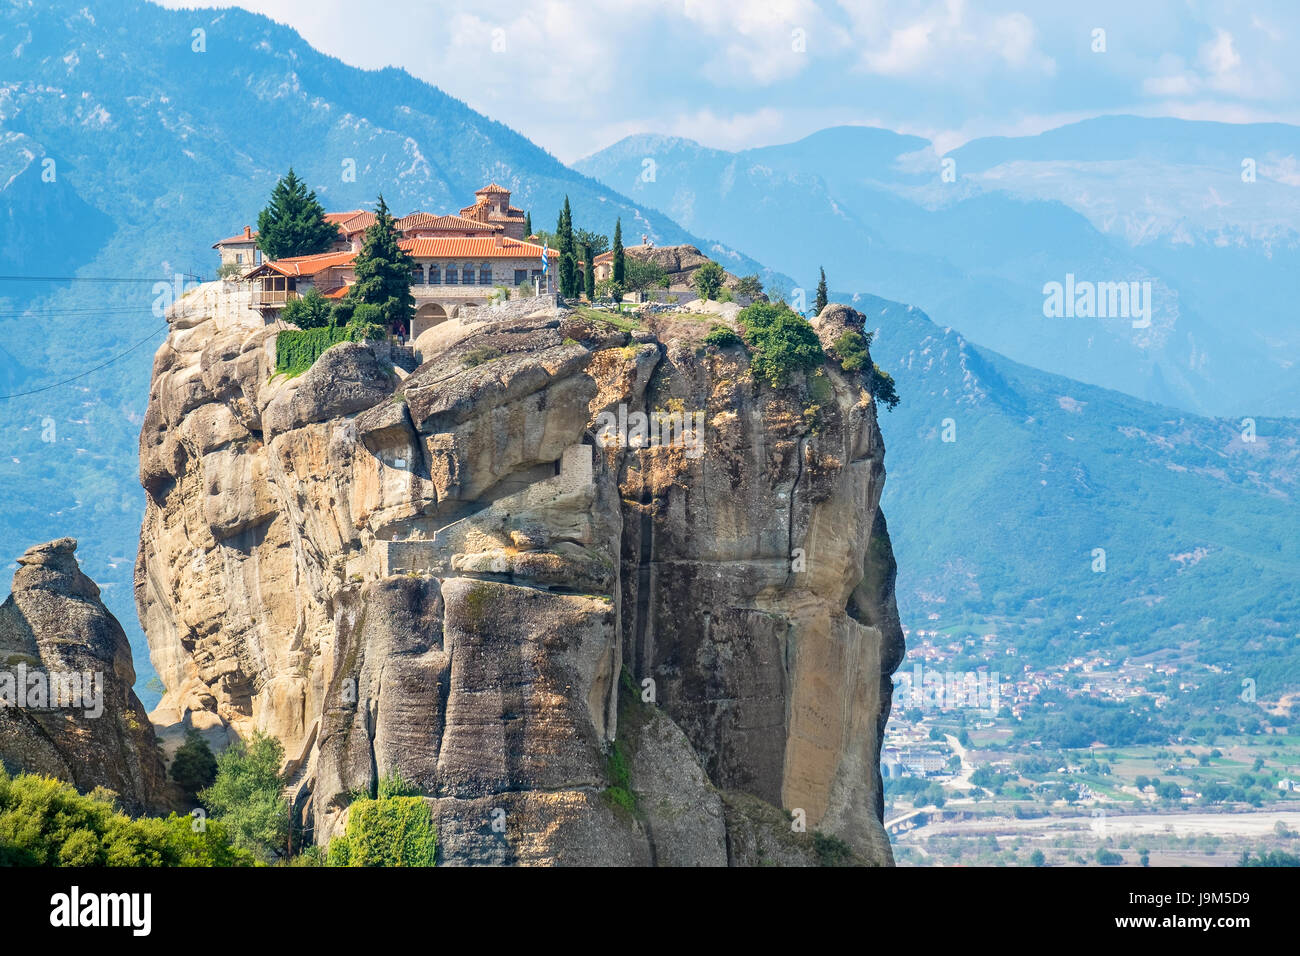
[0,538,166,813]
[622,243,747,293]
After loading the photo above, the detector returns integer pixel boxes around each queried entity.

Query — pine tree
[815,266,828,314]
[349,195,415,330]
[255,168,338,260]
[583,243,595,300]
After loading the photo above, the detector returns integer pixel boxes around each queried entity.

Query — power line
[0,274,204,284]
[0,320,171,401]
[0,307,159,319]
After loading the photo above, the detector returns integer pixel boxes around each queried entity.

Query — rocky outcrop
[623,243,748,292]
[135,282,904,864]
[0,538,167,813]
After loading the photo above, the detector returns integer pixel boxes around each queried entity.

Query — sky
[158,0,1300,163]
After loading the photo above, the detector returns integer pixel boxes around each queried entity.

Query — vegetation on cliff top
[832,328,900,411]
[737,302,824,388]
[274,322,380,377]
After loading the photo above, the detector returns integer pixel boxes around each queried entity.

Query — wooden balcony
[254,288,299,308]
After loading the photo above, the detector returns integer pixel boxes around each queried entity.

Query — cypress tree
[525,211,532,236]
[349,195,415,330]
[612,218,625,286]
[556,198,579,298]
[815,266,828,314]
[256,168,338,260]
[583,243,595,300]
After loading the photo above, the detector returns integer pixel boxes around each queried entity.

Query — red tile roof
[213,228,258,248]
[253,250,357,278]
[399,237,549,258]
[324,210,375,235]
[396,212,498,233]
[475,183,511,195]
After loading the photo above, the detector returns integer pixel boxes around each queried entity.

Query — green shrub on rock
[327,796,437,867]
[737,302,824,388]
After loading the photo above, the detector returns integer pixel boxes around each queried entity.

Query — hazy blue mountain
[577,118,1300,418]
[863,293,1299,679]
[3,0,1298,715]
[0,0,776,702]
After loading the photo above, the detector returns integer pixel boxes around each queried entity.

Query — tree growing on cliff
[349,195,415,330]
[869,363,901,411]
[734,274,764,301]
[281,288,334,329]
[170,728,218,797]
[737,301,824,388]
[199,731,288,861]
[815,266,828,314]
[623,258,668,295]
[692,261,726,301]
[255,168,338,261]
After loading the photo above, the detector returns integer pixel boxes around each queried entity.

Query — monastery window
[462,263,475,287]
[446,264,458,285]
[514,269,527,285]
[428,264,441,285]
[479,263,492,285]
[411,264,424,285]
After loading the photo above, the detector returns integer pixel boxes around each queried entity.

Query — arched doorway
[412,303,448,341]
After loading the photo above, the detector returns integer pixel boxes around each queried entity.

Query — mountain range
[1,0,1297,708]
[576,118,1300,419]
[0,0,774,700]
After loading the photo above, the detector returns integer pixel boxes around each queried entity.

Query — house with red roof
[234,184,552,342]
[458,183,528,239]
[213,226,261,273]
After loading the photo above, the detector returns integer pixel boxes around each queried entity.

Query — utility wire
[0,320,170,401]
[0,274,203,283]
[0,271,207,398]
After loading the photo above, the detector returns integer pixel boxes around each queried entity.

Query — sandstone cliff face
[135,284,904,864]
[0,538,166,813]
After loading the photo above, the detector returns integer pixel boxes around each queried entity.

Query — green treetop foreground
[0,767,254,866]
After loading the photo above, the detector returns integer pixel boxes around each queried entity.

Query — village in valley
[881,620,1300,867]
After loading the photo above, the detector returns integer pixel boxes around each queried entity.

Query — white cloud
[1201,28,1240,80]
[1144,25,1285,101]
[844,0,1055,79]
[683,0,851,85]
[156,0,1300,165]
